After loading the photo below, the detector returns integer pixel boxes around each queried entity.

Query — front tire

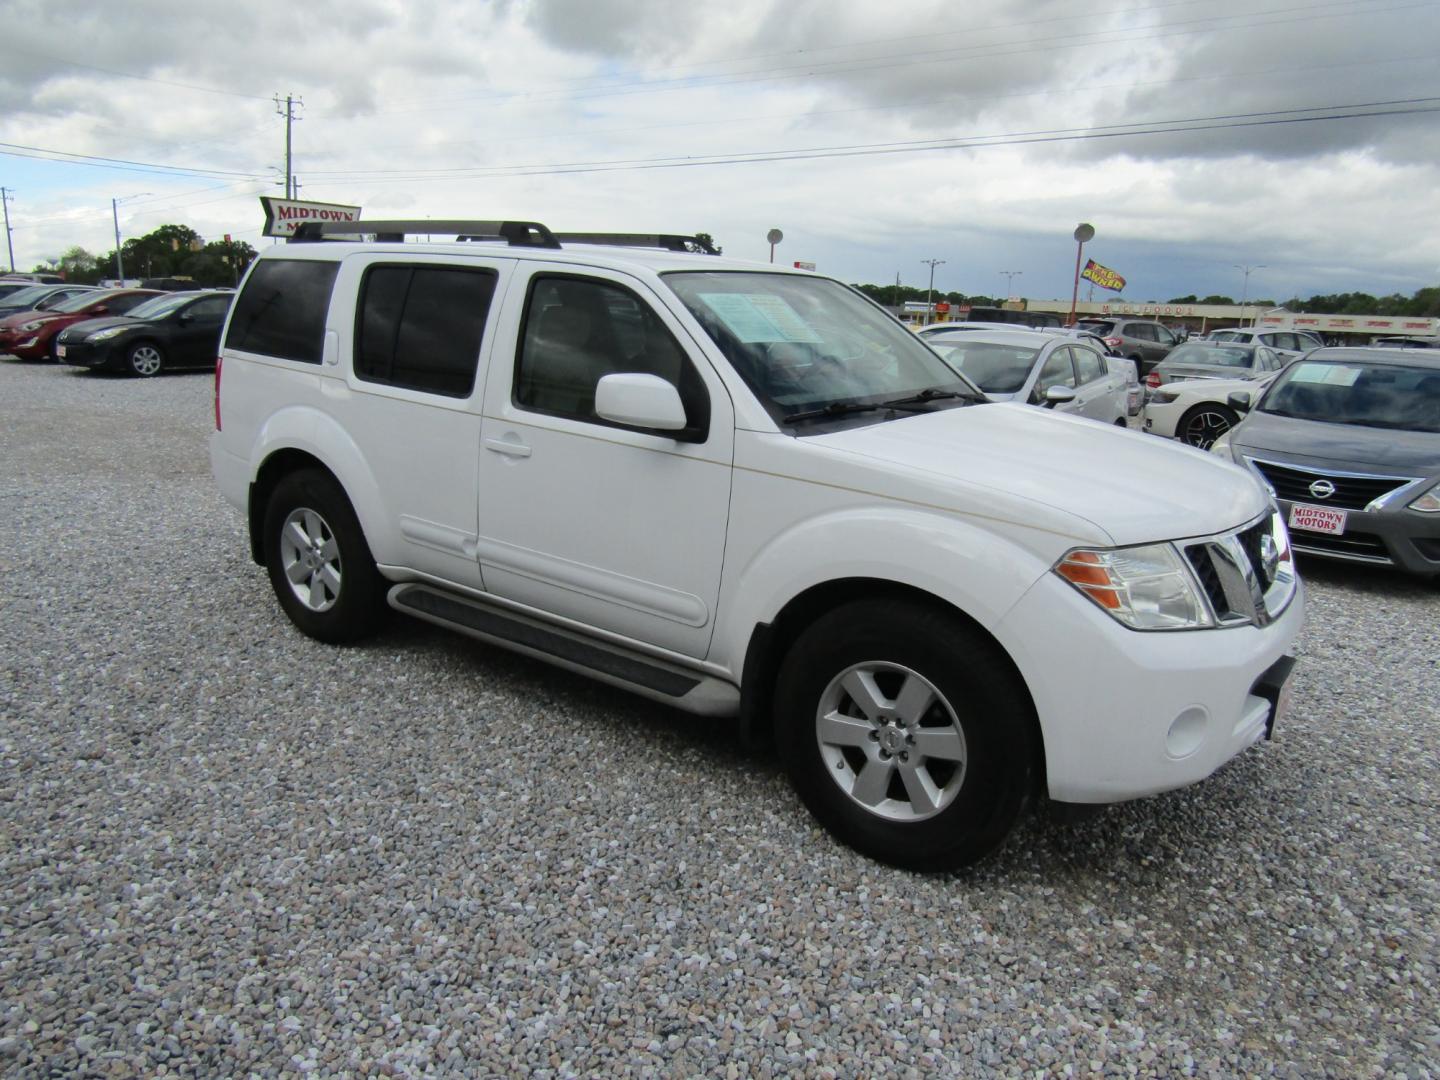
[1177,403,1239,449]
[262,469,386,643]
[127,341,165,377]
[775,598,1036,871]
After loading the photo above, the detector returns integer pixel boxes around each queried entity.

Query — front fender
[247,405,395,562]
[711,504,1055,676]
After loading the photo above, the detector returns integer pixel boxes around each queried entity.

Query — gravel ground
[1,358,1436,1079]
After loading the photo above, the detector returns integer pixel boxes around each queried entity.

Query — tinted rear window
[226,259,339,364]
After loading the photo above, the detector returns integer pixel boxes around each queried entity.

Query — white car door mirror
[1043,385,1077,408]
[595,372,688,431]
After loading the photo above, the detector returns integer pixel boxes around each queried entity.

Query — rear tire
[775,597,1036,871]
[1177,403,1239,449]
[262,469,386,643]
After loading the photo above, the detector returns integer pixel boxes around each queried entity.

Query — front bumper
[55,339,120,369]
[1275,497,1440,576]
[997,566,1304,804]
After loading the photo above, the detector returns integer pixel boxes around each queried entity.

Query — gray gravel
[1,357,1436,1078]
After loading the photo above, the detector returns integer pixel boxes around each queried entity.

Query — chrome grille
[1248,459,1416,512]
[1183,511,1297,627]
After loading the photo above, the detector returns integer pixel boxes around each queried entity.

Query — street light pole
[1235,264,1267,326]
[999,270,1022,298]
[921,258,945,325]
[1068,224,1095,326]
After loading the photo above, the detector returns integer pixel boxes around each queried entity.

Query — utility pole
[999,270,1022,298]
[921,258,945,325]
[1,187,15,272]
[275,94,302,200]
[1235,264,1266,326]
[111,198,124,281]
[892,271,900,311]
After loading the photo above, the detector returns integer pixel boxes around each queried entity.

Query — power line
[0,44,270,101]
[300,96,1440,183]
[0,141,267,180]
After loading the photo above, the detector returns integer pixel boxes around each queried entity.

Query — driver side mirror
[595,373,688,432]
[1042,385,1077,408]
[1227,391,1252,413]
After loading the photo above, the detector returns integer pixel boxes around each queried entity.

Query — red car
[0,289,160,360]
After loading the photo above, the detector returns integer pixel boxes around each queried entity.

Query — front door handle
[484,435,532,458]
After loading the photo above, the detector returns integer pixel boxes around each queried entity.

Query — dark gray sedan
[1214,348,1440,577]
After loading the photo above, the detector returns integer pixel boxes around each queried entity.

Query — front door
[476,268,734,659]
[171,295,232,365]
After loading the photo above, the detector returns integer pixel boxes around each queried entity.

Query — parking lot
[1,359,1436,1077]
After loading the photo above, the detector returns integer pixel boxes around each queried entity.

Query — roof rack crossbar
[551,232,719,255]
[289,219,561,248]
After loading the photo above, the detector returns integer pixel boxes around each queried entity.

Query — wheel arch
[738,577,1045,793]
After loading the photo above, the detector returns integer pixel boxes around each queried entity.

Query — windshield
[1259,360,1440,432]
[1165,343,1254,368]
[51,291,119,313]
[664,272,973,423]
[126,293,196,319]
[926,340,1039,394]
[1,286,55,307]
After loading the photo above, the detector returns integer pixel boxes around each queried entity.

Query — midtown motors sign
[260,197,363,238]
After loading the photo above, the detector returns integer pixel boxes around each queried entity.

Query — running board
[389,583,740,717]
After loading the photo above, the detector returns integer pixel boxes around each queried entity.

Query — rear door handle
[484,436,532,458]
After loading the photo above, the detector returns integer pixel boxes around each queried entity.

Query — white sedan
[1144,372,1278,448]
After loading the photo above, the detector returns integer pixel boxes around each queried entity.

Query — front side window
[226,259,340,365]
[1036,348,1077,393]
[184,296,233,321]
[515,275,709,437]
[355,265,495,397]
[665,271,973,425]
[1073,345,1107,384]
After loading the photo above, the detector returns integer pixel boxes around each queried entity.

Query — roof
[1302,346,1440,369]
[925,328,1047,345]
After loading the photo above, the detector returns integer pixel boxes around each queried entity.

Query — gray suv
[1076,318,1181,377]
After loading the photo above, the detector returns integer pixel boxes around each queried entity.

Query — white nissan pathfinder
[210,220,1302,870]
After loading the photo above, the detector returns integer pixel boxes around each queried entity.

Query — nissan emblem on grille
[1308,479,1336,499]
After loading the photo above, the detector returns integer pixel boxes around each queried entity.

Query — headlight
[88,326,128,341]
[1151,389,1180,404]
[1409,482,1440,513]
[20,320,44,332]
[1055,543,1214,630]
[1210,430,1233,456]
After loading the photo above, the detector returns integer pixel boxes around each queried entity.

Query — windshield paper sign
[1081,259,1127,293]
[260,197,363,238]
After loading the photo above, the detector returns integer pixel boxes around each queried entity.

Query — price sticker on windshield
[1289,503,1346,535]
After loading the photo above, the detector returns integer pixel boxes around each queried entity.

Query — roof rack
[286,220,720,255]
[289,219,561,248]
[551,232,719,255]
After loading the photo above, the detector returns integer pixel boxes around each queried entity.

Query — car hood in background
[62,316,144,337]
[1231,411,1440,473]
[0,310,57,329]
[809,401,1269,546]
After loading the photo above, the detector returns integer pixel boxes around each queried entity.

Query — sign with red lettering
[1080,259,1126,293]
[1289,504,1346,535]
[260,197,363,238]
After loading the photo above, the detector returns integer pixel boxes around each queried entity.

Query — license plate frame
[1288,502,1347,535]
[55,344,67,358]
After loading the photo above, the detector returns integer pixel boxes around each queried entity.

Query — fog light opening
[1166,706,1209,759]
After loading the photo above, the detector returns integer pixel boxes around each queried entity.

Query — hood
[808,402,1269,546]
[62,316,141,338]
[1231,410,1440,473]
[0,309,55,329]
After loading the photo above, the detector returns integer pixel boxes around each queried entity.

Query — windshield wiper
[878,388,975,408]
[783,401,890,424]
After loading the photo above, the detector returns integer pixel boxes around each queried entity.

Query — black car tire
[775,597,1036,872]
[126,341,165,377]
[1178,403,1239,450]
[262,469,387,644]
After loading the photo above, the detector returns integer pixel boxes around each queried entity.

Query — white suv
[210,220,1303,870]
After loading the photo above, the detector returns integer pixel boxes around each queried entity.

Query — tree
[58,246,104,284]
[690,232,722,255]
[1167,295,1198,304]
[1199,294,1235,305]
[120,224,205,279]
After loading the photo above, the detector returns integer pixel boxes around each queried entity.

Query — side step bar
[389,583,740,717]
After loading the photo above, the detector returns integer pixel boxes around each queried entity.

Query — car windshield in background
[1,286,55,307]
[126,293,197,320]
[1166,343,1253,367]
[663,272,973,423]
[1259,360,1440,433]
[927,340,1039,394]
[49,291,114,313]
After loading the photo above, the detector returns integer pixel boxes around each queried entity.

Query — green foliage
[690,232,722,255]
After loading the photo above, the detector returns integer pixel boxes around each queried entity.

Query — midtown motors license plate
[1289,503,1347,534]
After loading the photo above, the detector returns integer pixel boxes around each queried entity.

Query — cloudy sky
[2,0,1438,303]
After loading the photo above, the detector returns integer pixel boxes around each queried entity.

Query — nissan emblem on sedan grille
[1308,479,1336,499]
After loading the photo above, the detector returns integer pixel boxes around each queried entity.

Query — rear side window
[1073,345,1107,383]
[355,265,496,397]
[226,259,339,365]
